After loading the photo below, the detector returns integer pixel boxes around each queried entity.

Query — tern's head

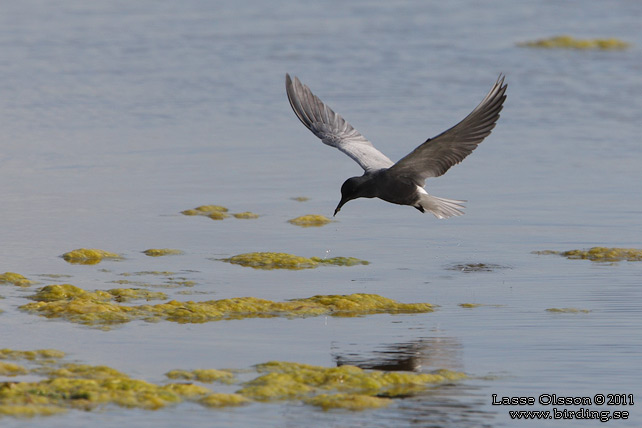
[334,176,370,216]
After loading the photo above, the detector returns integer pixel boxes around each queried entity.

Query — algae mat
[517,35,630,50]
[533,247,642,262]
[19,285,434,327]
[220,252,369,270]
[0,349,465,417]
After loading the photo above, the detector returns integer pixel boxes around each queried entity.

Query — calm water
[1,1,641,427]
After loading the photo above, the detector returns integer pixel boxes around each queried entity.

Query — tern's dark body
[339,170,424,214]
[285,73,507,218]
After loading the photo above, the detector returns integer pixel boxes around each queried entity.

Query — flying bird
[285,74,507,218]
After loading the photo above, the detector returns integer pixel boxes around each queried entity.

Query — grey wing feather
[286,74,394,172]
[389,75,507,184]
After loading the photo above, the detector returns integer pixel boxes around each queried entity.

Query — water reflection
[332,336,463,372]
[306,337,497,428]
[444,263,512,273]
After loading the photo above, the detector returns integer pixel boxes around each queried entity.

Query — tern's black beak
[334,198,347,217]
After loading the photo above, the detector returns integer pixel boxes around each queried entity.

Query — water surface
[1,1,641,427]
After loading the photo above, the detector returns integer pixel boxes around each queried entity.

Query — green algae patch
[534,247,642,262]
[142,249,183,257]
[0,348,468,416]
[221,252,368,270]
[181,205,229,220]
[107,288,167,302]
[0,377,210,414]
[222,252,319,270]
[240,361,465,402]
[232,212,260,219]
[288,214,334,227]
[20,285,433,327]
[0,272,34,287]
[311,256,369,267]
[20,299,135,326]
[546,308,591,314]
[0,362,28,376]
[28,284,108,302]
[166,369,235,384]
[305,393,391,410]
[181,205,228,215]
[518,35,630,50]
[199,393,249,408]
[0,349,65,361]
[292,294,434,317]
[21,285,151,327]
[145,297,329,323]
[39,364,129,380]
[563,247,642,262]
[459,303,483,309]
[0,403,67,417]
[0,351,218,417]
[238,372,316,400]
[27,284,165,304]
[207,212,229,220]
[61,249,122,265]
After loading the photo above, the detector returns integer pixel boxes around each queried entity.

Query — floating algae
[311,256,370,267]
[288,214,333,227]
[106,288,167,302]
[534,247,642,262]
[237,372,315,400]
[0,372,213,415]
[61,249,121,265]
[37,364,130,380]
[546,308,591,314]
[165,369,235,384]
[221,252,369,270]
[0,349,65,361]
[222,252,319,270]
[0,349,465,416]
[182,207,260,220]
[239,361,465,403]
[0,349,240,417]
[142,249,183,257]
[293,294,434,317]
[181,205,229,220]
[0,362,28,376]
[232,212,260,219]
[0,404,67,418]
[20,285,167,327]
[20,287,433,327]
[0,272,34,287]
[305,393,391,410]
[181,205,228,216]
[459,303,483,309]
[518,35,630,50]
[27,284,103,302]
[291,196,310,202]
[199,393,249,408]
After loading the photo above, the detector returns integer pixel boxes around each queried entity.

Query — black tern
[285,74,507,218]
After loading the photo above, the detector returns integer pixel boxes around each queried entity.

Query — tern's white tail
[418,189,465,219]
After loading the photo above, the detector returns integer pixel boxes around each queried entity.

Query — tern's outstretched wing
[389,75,507,184]
[286,74,394,172]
